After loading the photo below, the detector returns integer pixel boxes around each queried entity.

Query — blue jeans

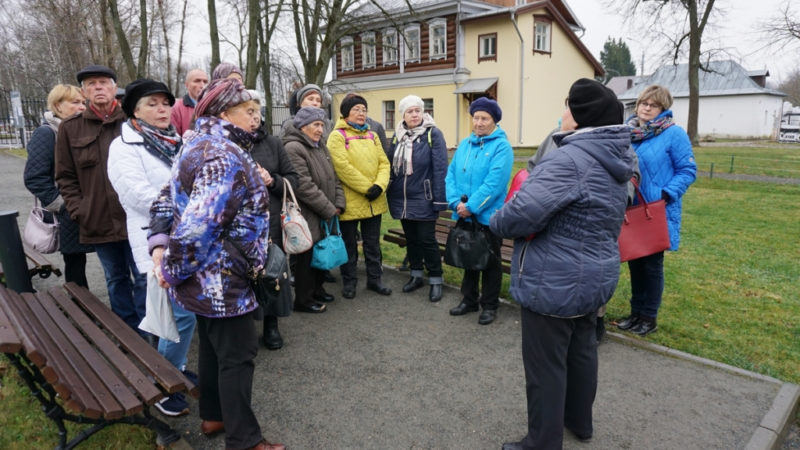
[628,251,665,319]
[158,299,197,371]
[94,240,147,334]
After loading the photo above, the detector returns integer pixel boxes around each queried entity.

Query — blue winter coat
[490,125,636,317]
[445,126,513,225]
[631,110,696,250]
[386,126,449,220]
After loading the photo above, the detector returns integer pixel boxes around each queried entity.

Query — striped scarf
[628,112,674,143]
[130,118,180,167]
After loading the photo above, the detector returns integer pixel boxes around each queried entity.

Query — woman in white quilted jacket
[107,79,197,418]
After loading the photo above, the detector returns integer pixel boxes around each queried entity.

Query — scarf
[628,112,674,143]
[130,118,181,167]
[43,111,61,133]
[346,120,369,132]
[392,113,435,176]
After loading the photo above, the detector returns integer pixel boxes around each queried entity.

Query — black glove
[661,190,670,202]
[365,184,383,201]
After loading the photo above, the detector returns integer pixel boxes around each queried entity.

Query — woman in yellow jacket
[327,94,392,299]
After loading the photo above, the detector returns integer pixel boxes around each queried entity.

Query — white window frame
[382,28,398,65]
[479,33,497,61]
[361,32,376,69]
[404,23,421,63]
[534,20,551,53]
[340,36,354,71]
[428,18,447,60]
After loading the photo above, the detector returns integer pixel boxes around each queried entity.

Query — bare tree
[612,0,718,145]
[209,0,221,70]
[761,1,800,48]
[778,69,800,106]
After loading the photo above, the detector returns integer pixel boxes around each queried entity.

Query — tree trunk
[209,0,220,70]
[174,0,189,93]
[157,0,172,89]
[686,0,700,145]
[244,0,260,88]
[137,0,149,78]
[258,17,272,129]
[108,0,137,80]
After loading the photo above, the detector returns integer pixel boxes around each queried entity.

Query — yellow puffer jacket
[327,118,390,221]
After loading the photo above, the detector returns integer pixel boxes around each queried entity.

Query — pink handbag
[23,198,60,254]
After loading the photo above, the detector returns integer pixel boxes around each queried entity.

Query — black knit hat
[339,94,367,118]
[567,78,623,128]
[76,64,117,83]
[469,97,502,123]
[121,79,175,118]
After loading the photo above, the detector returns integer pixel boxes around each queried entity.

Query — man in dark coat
[54,64,147,336]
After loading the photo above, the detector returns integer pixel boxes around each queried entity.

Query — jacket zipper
[517,240,530,277]
[402,175,408,218]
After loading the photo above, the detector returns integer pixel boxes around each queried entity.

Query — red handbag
[504,168,535,241]
[618,179,670,262]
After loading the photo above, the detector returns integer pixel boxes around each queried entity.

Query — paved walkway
[1,151,797,449]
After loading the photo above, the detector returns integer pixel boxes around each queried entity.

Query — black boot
[630,316,657,336]
[429,284,442,302]
[402,276,424,293]
[262,315,283,350]
[596,316,606,343]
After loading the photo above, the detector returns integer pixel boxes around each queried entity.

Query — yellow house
[327,0,603,148]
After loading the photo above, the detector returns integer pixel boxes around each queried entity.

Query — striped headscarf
[194,78,253,118]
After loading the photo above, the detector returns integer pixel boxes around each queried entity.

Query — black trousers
[62,252,88,288]
[196,311,263,449]
[340,215,383,287]
[460,224,502,310]
[293,247,326,307]
[520,308,597,449]
[400,219,443,280]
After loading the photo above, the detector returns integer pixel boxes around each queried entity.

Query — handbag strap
[282,181,301,213]
[33,197,58,225]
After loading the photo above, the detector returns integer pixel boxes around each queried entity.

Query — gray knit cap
[293,107,327,129]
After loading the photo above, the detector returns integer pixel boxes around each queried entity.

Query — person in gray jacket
[492,79,635,449]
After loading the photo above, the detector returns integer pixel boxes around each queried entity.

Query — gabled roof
[345,0,497,27]
[618,60,786,100]
[605,76,643,96]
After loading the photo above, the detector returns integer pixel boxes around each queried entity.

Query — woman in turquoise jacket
[444,97,513,325]
[616,85,697,336]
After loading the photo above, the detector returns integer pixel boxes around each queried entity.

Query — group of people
[23,59,695,449]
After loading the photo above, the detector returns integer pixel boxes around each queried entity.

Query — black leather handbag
[443,218,492,271]
[231,239,294,317]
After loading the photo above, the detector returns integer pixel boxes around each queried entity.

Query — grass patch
[382,176,800,384]
[0,358,155,448]
[2,148,27,159]
[692,143,800,178]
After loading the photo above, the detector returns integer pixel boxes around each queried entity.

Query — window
[382,29,398,65]
[404,24,421,63]
[478,33,497,62]
[383,100,395,130]
[429,19,447,60]
[361,32,376,69]
[423,98,434,118]
[340,36,354,71]
[534,17,551,53]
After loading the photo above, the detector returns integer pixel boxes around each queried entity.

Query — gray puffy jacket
[490,125,635,318]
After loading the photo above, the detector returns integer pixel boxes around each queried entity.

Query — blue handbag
[310,217,348,270]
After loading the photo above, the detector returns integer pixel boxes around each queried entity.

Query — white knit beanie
[398,95,424,119]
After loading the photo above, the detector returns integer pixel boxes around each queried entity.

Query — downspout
[511,10,524,145]
[455,0,463,142]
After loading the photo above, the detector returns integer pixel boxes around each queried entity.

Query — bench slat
[21,243,62,277]
[47,286,165,405]
[31,291,142,418]
[62,283,198,398]
[0,297,21,353]
[2,288,95,417]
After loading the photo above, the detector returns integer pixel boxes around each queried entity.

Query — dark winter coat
[281,123,346,243]
[23,123,93,254]
[386,126,448,220]
[55,105,128,244]
[490,125,636,318]
[250,123,299,245]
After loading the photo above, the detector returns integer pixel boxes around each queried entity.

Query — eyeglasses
[639,101,661,109]
[350,107,368,114]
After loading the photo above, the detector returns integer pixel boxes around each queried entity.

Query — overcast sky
[181,0,798,85]
[567,0,797,84]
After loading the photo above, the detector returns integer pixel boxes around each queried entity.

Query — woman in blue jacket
[444,97,513,325]
[616,85,697,336]
[492,78,635,449]
[387,95,449,302]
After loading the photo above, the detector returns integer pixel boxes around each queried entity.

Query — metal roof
[453,77,498,94]
[617,60,786,100]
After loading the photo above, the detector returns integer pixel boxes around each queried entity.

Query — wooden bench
[0,242,63,283]
[383,211,515,274]
[0,282,198,449]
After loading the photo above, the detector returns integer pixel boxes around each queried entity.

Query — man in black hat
[55,64,148,338]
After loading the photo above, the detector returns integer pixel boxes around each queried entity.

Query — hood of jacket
[555,125,634,183]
